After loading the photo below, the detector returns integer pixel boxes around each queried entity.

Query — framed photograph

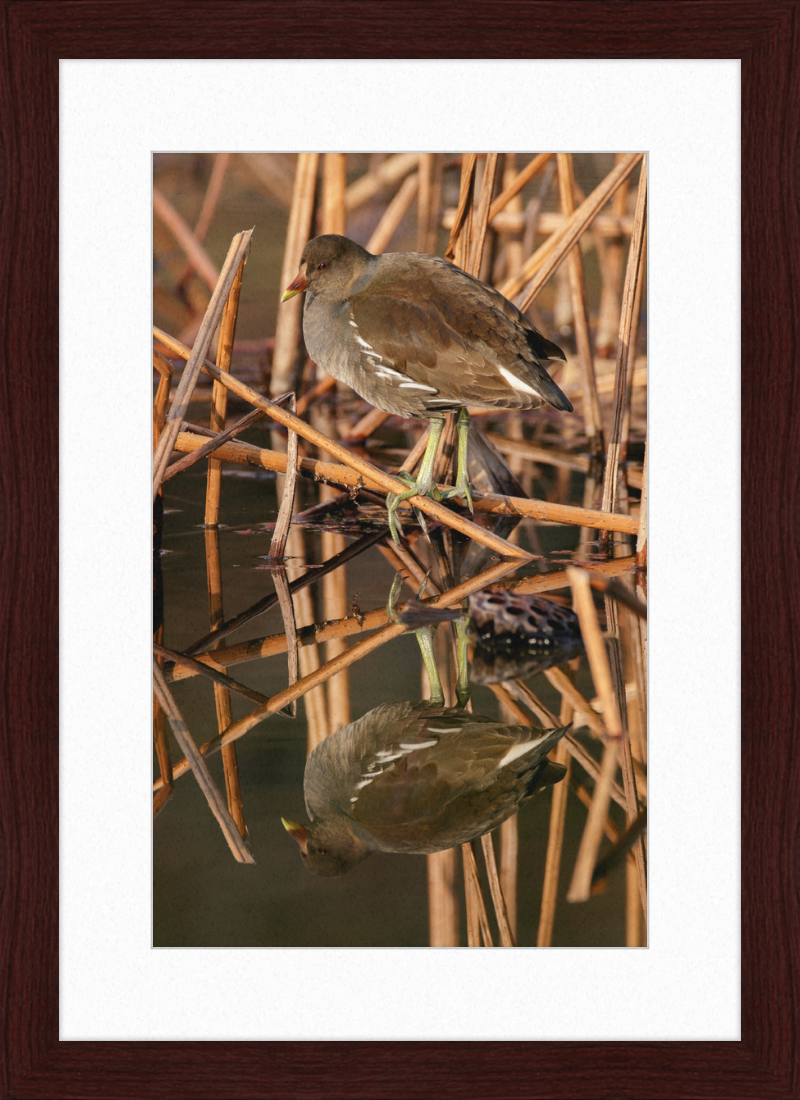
[152,147,648,953]
[3,3,795,1096]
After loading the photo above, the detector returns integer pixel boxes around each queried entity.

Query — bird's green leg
[386,418,444,545]
[386,572,445,705]
[439,407,473,512]
[415,623,445,707]
[454,611,472,709]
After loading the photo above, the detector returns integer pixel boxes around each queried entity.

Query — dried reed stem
[267,393,298,561]
[152,661,254,863]
[152,230,252,500]
[417,153,443,255]
[296,373,336,416]
[468,153,499,275]
[480,832,515,946]
[344,152,419,211]
[163,408,267,482]
[169,427,638,535]
[154,642,269,706]
[271,153,319,396]
[285,524,330,750]
[500,153,643,310]
[590,808,648,894]
[427,848,460,947]
[595,153,632,356]
[636,443,648,567]
[601,157,647,515]
[537,695,572,947]
[152,352,173,448]
[203,524,247,838]
[177,152,231,287]
[311,141,354,734]
[607,630,647,918]
[543,666,607,737]
[445,154,477,261]
[484,432,590,473]
[462,841,493,947]
[166,555,637,686]
[488,152,553,222]
[566,567,623,902]
[498,815,518,944]
[627,855,643,946]
[345,406,390,444]
[366,173,419,254]
[270,566,299,720]
[557,154,604,454]
[205,252,245,526]
[620,227,646,459]
[152,647,173,805]
[445,209,636,238]
[322,153,347,236]
[184,528,386,657]
[152,186,220,293]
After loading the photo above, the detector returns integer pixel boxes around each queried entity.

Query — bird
[282,703,570,877]
[281,234,573,544]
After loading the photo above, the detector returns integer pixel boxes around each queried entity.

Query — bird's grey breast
[302,294,441,418]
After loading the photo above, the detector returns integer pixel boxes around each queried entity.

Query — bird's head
[280,235,372,305]
[281,816,371,877]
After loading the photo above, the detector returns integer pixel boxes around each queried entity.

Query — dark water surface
[154,425,636,948]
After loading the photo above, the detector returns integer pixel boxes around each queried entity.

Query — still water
[154,409,640,947]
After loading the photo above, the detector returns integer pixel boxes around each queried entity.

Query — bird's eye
[319,848,329,856]
[317,262,328,271]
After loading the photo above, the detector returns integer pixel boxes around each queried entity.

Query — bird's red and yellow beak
[280,266,308,302]
[281,817,309,854]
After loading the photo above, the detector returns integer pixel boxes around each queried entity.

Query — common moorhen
[282,702,569,876]
[281,234,573,543]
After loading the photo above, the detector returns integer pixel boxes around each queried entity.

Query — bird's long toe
[440,478,474,513]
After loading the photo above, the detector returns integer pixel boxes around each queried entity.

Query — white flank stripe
[399,739,437,750]
[355,777,375,790]
[351,328,382,361]
[400,382,437,392]
[373,750,404,763]
[426,726,455,734]
[498,364,543,398]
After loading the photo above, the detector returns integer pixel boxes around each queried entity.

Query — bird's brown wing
[349,256,570,411]
[349,715,561,828]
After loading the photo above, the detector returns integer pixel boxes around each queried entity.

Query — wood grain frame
[1,2,797,1096]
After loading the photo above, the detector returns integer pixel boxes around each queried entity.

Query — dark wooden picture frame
[2,2,797,1096]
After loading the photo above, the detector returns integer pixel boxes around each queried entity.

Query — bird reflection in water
[282,577,571,876]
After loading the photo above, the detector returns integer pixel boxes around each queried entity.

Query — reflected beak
[281,267,308,302]
[281,817,309,854]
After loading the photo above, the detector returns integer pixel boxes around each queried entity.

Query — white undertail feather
[497,734,551,769]
[498,364,546,398]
